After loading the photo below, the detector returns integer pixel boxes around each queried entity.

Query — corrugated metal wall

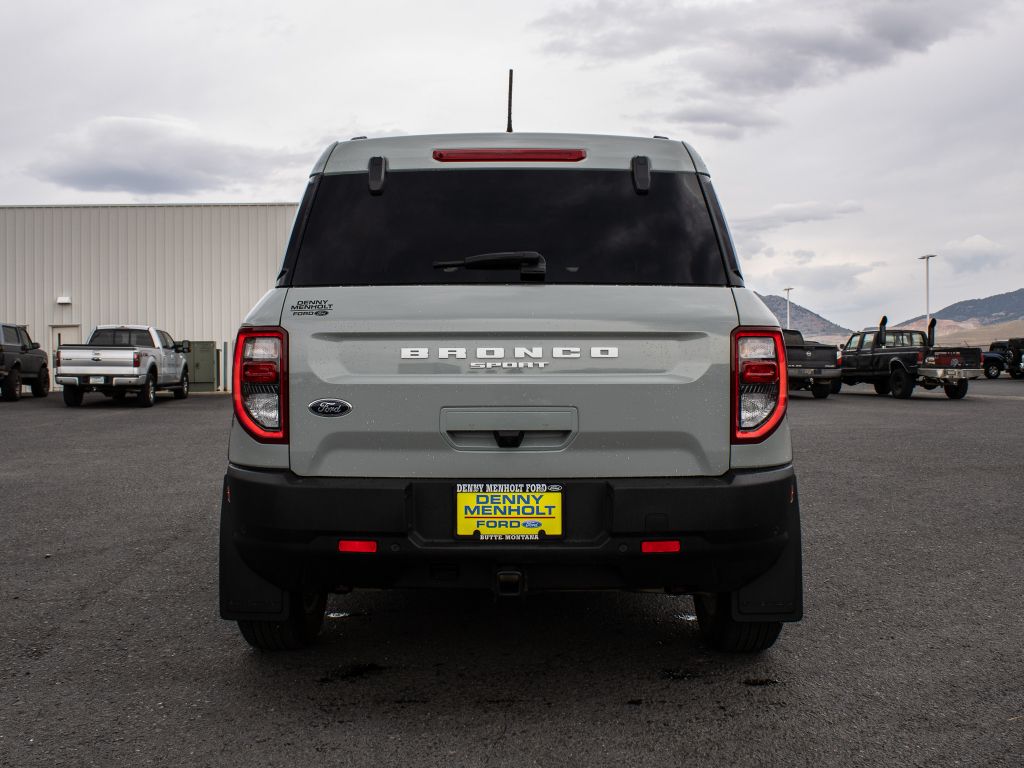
[0,203,298,388]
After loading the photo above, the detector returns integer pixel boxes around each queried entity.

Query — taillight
[732,328,788,444]
[133,352,140,368]
[233,326,287,444]
[432,148,587,162]
[55,350,61,367]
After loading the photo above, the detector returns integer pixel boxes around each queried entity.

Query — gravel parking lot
[2,382,1022,767]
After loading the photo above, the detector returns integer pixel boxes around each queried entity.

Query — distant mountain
[756,293,852,340]
[898,288,1024,327]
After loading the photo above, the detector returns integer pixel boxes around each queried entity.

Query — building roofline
[0,202,299,210]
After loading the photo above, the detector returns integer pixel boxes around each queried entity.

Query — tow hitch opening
[496,569,524,597]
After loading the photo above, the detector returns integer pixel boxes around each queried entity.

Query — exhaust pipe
[495,568,524,597]
[875,315,888,348]
[928,317,937,348]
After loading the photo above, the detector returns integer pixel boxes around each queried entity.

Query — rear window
[90,329,153,347]
[288,170,728,286]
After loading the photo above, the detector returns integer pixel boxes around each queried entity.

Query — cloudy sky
[2,0,1021,328]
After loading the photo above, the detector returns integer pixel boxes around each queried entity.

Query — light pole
[783,287,793,329]
[918,254,936,326]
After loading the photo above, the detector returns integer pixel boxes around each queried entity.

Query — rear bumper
[220,464,803,623]
[917,367,982,381]
[56,374,146,387]
[787,366,841,379]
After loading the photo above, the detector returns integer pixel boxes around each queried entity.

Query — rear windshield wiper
[432,251,546,282]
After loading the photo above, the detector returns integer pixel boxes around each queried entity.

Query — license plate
[455,482,563,541]
[89,376,105,384]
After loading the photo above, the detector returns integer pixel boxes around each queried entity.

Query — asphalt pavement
[1,381,1022,767]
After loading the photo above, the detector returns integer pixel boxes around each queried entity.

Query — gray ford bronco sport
[220,133,802,653]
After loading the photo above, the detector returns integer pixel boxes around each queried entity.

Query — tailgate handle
[440,407,578,452]
[493,430,525,449]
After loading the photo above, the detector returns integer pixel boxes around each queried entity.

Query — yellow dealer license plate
[455,483,563,541]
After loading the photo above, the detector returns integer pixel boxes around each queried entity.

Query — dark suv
[0,324,50,400]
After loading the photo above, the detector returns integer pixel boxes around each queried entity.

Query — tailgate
[283,285,738,479]
[788,345,837,369]
[57,347,136,374]
[928,347,982,368]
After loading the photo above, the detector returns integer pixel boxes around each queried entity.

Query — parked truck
[1004,338,1024,379]
[0,323,50,401]
[55,325,191,407]
[838,317,982,399]
[783,329,840,399]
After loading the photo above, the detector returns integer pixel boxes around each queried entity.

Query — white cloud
[941,235,1011,274]
[31,116,310,196]
[730,200,863,258]
[534,0,1006,137]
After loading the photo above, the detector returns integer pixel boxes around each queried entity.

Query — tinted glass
[860,333,875,349]
[846,335,860,350]
[90,329,153,347]
[291,170,728,286]
[2,326,18,344]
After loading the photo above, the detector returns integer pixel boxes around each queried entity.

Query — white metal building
[0,203,298,388]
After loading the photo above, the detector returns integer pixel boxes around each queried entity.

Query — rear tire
[1009,370,1023,380]
[694,593,783,653]
[237,589,327,652]
[944,380,969,399]
[984,363,1001,379]
[173,368,189,399]
[810,383,830,399]
[137,371,156,407]
[31,367,50,397]
[890,367,915,399]
[1,368,21,401]
[829,379,842,394]
[873,379,891,396]
[63,386,83,407]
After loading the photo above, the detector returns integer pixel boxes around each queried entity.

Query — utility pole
[918,254,936,327]
[783,287,793,329]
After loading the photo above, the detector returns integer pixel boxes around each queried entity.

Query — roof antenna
[506,69,514,133]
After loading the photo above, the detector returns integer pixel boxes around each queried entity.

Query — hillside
[757,293,852,342]
[934,317,1024,346]
[898,288,1024,328]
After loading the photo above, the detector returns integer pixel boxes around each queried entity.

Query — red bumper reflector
[338,540,378,554]
[241,361,279,384]
[641,540,681,554]
[432,148,587,163]
[740,361,778,383]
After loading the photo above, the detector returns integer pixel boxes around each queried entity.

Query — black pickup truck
[1004,338,1024,379]
[783,329,840,399]
[838,317,982,399]
[0,323,50,401]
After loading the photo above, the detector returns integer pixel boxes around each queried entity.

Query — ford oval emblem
[523,520,542,529]
[308,398,352,417]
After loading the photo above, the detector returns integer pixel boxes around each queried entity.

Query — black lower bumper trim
[220,465,803,623]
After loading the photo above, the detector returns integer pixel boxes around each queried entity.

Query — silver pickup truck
[56,325,190,407]
[220,133,803,655]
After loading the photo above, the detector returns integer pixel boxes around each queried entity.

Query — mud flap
[731,492,803,622]
[219,478,291,621]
